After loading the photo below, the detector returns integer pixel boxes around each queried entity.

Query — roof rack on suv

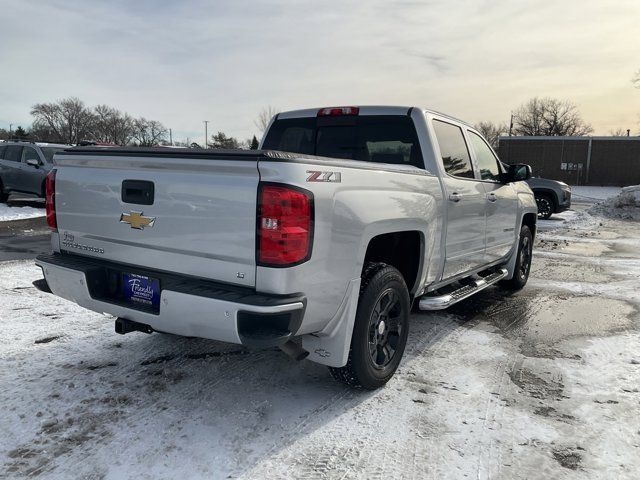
[4,138,37,144]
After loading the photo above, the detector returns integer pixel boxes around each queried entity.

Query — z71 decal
[306,171,342,183]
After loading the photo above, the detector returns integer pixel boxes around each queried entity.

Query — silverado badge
[120,211,156,230]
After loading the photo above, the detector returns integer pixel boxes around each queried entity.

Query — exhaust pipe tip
[279,340,309,361]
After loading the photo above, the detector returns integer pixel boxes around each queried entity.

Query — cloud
[397,50,449,73]
[0,0,639,139]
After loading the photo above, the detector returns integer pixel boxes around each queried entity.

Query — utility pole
[9,124,13,134]
[508,113,514,137]
[169,128,173,146]
[203,120,209,149]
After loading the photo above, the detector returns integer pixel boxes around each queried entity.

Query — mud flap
[503,242,519,280]
[302,278,361,368]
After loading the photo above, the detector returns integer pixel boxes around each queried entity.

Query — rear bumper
[35,253,305,347]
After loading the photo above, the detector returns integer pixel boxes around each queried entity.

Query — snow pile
[589,185,640,220]
[0,203,45,222]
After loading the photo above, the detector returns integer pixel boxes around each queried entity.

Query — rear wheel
[329,262,410,389]
[500,225,533,291]
[535,193,554,220]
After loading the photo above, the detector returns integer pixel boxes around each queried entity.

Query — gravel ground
[1,207,639,479]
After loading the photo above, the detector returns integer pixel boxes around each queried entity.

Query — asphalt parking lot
[1,199,638,479]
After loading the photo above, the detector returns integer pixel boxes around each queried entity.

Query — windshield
[263,115,424,168]
[40,147,65,162]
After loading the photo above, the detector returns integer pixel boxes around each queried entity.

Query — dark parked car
[525,177,572,219]
[0,141,69,203]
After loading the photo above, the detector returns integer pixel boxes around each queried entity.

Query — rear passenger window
[4,146,22,162]
[432,120,474,179]
[21,147,40,163]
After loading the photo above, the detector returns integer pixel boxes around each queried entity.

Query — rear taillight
[317,106,359,117]
[45,170,57,231]
[258,184,313,266]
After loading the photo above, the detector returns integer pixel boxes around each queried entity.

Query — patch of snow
[0,203,45,222]
[570,186,622,203]
[537,209,599,233]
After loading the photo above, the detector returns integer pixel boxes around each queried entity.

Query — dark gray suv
[0,141,69,203]
[525,177,572,219]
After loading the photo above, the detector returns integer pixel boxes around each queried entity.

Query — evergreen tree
[250,135,259,150]
[13,126,28,140]
[210,131,241,149]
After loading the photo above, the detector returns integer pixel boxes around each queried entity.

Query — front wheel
[329,262,410,390]
[535,193,554,220]
[500,225,533,291]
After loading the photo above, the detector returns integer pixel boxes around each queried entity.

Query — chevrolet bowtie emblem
[120,211,156,230]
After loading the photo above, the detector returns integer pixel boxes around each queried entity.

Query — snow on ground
[537,209,597,233]
[0,203,45,222]
[1,211,640,479]
[570,186,622,203]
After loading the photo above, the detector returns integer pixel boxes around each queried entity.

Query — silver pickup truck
[36,106,537,389]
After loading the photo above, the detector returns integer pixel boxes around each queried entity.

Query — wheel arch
[532,188,558,212]
[362,230,424,297]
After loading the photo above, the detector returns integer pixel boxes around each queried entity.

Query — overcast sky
[1,0,638,143]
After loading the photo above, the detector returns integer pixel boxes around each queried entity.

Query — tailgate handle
[122,180,154,205]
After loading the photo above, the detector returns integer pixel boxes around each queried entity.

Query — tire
[535,193,554,220]
[500,225,533,291]
[329,262,410,390]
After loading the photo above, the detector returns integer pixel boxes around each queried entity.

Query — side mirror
[505,163,531,182]
[26,158,41,168]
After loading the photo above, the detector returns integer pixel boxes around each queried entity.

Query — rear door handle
[487,193,497,202]
[448,193,461,203]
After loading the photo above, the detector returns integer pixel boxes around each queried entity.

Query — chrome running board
[418,268,508,311]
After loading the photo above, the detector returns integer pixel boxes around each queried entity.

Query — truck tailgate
[53,150,260,287]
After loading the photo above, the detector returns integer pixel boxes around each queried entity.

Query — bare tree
[31,97,96,144]
[132,118,168,146]
[512,97,593,136]
[473,121,508,150]
[609,128,629,136]
[29,123,58,142]
[633,69,640,88]
[93,105,135,145]
[254,106,279,135]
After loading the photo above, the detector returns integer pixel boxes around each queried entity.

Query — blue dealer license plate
[123,273,160,310]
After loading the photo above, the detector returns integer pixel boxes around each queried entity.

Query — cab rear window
[263,115,424,168]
